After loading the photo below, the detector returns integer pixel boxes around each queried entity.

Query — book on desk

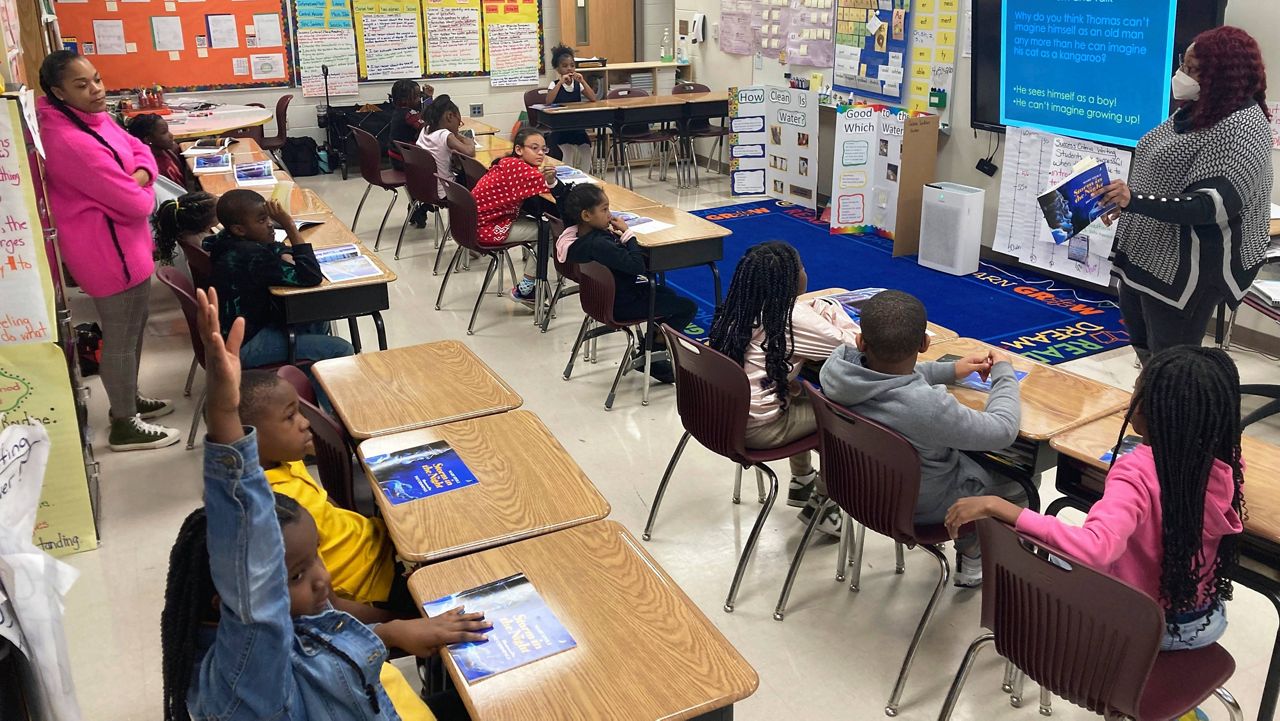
[422,573,576,683]
[193,154,231,174]
[313,243,382,283]
[235,160,276,187]
[936,353,1030,392]
[365,439,479,505]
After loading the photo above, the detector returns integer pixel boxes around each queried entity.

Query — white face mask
[1172,68,1200,100]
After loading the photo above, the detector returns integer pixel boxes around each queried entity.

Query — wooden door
[559,0,634,62]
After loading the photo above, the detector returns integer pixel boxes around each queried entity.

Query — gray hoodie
[818,345,1021,522]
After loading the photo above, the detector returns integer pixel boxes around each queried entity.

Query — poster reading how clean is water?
[1000,0,1176,146]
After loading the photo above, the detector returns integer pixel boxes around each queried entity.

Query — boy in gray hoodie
[818,290,1028,586]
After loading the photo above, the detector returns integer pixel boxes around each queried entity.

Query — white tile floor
[63,166,1280,720]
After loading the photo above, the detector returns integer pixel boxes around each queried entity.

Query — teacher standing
[1101,26,1273,366]
[38,50,181,452]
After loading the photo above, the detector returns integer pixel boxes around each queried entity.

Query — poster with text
[786,0,835,69]
[0,98,54,346]
[352,0,424,80]
[424,0,483,73]
[483,0,539,86]
[833,0,909,103]
[829,104,877,232]
[904,0,959,122]
[718,0,753,55]
[763,86,818,208]
[294,0,358,96]
[868,107,905,230]
[728,85,768,197]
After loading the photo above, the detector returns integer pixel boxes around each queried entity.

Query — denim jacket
[190,431,401,721]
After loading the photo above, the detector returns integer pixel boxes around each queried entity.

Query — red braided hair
[1187,26,1270,131]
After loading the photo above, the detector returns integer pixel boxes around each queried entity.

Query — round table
[168,104,274,140]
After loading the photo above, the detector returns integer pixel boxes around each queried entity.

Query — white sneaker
[954,551,983,588]
[787,471,817,508]
[108,414,181,452]
[797,496,842,538]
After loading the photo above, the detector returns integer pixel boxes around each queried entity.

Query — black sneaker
[797,496,842,538]
[788,473,816,508]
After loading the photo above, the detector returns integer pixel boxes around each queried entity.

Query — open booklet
[809,289,938,338]
[422,573,576,683]
[553,164,599,186]
[1036,158,1111,244]
[235,160,276,187]
[364,439,479,505]
[313,243,381,282]
[182,137,236,156]
[611,210,672,234]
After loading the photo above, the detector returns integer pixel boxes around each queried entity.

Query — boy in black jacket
[205,189,353,369]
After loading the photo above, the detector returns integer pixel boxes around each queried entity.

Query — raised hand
[196,287,246,444]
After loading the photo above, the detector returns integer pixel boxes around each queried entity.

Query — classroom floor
[64,166,1280,720]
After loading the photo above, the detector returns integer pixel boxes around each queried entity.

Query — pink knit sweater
[1016,443,1242,611]
[38,97,157,298]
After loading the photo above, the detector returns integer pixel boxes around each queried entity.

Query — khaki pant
[743,395,821,492]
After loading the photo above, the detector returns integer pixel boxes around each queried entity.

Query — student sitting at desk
[946,346,1245,650]
[161,289,489,721]
[708,242,859,536]
[126,113,192,190]
[387,79,431,173]
[556,183,696,384]
[819,290,1027,587]
[547,44,598,170]
[417,94,476,203]
[205,189,354,370]
[152,191,217,267]
[473,127,568,307]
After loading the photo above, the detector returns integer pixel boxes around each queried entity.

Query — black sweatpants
[614,285,698,336]
[1117,281,1219,366]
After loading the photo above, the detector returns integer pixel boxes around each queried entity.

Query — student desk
[168,104,274,140]
[461,117,500,137]
[1049,415,1280,721]
[357,411,609,563]
[311,341,523,439]
[803,287,959,342]
[917,337,1131,510]
[407,521,759,720]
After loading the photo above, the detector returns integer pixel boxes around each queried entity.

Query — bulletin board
[904,0,959,126]
[52,0,292,92]
[832,0,909,104]
[352,0,425,80]
[482,0,542,87]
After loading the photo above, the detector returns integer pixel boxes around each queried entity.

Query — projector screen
[999,0,1178,146]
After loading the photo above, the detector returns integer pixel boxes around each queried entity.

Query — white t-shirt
[416,127,454,200]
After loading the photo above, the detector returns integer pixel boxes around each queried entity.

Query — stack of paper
[1249,280,1280,307]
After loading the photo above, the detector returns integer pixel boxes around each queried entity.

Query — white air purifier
[918,182,985,276]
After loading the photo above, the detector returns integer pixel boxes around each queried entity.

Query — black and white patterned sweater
[1111,102,1273,310]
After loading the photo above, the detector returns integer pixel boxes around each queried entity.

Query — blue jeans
[1162,603,1228,651]
[240,322,354,367]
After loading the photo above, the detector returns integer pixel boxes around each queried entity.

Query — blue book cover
[1037,161,1112,244]
[422,573,576,683]
[1099,434,1143,463]
[193,154,230,174]
[936,353,1029,392]
[364,440,479,506]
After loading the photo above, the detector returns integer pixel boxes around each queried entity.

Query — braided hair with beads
[1110,346,1246,638]
[160,494,305,721]
[152,191,217,265]
[708,241,802,410]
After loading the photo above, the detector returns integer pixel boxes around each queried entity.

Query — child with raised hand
[416,94,477,203]
[127,112,190,189]
[161,288,490,721]
[556,182,695,384]
[819,290,1027,587]
[708,241,860,536]
[546,44,597,170]
[946,346,1245,649]
[472,127,568,307]
[206,189,353,369]
[152,190,217,266]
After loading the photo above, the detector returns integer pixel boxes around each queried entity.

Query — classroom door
[559,0,634,63]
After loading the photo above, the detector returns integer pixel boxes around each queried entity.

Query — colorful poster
[296,28,358,97]
[904,0,958,122]
[728,85,767,197]
[0,98,53,347]
[361,13,422,78]
[868,106,905,230]
[829,104,877,232]
[0,342,97,556]
[833,0,909,103]
[424,0,482,73]
[764,86,818,208]
[483,0,539,86]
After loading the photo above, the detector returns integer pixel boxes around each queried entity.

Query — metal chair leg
[849,522,867,591]
[1038,686,1052,716]
[183,357,198,397]
[496,249,505,296]
[1001,660,1016,693]
[895,543,906,573]
[503,250,518,297]
[643,431,692,541]
[724,463,779,613]
[1010,668,1026,707]
[432,224,453,276]
[393,201,413,260]
[836,513,850,582]
[351,184,372,232]
[755,467,766,503]
[936,634,996,721]
[435,247,462,309]
[1222,306,1241,350]
[1214,686,1244,721]
[885,544,950,716]
[185,389,206,450]
[732,464,743,504]
[604,329,637,410]
[563,316,591,380]
[774,497,833,620]
[374,188,398,249]
[466,256,498,335]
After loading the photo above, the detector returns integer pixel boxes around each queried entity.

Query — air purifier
[918,182,985,276]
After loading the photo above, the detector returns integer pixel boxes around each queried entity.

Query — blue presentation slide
[1000,0,1176,146]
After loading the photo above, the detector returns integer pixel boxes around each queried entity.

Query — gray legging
[90,278,152,419]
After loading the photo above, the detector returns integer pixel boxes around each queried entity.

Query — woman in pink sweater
[38,51,180,452]
[946,346,1245,649]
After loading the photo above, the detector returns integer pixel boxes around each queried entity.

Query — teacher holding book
[1097,26,1273,367]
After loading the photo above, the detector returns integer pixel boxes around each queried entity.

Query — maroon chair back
[607,88,650,99]
[458,155,488,189]
[394,141,441,208]
[576,261,631,328]
[803,382,922,546]
[552,242,581,285]
[673,82,711,94]
[352,127,391,188]
[976,518,1163,718]
[178,237,213,290]
[276,365,318,406]
[156,266,206,370]
[227,103,267,141]
[659,323,754,464]
[297,396,359,512]
[266,94,292,144]
[523,88,551,110]
[440,179,485,254]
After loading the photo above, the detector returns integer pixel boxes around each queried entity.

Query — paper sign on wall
[0,100,53,346]
[424,0,482,73]
[728,86,818,208]
[829,104,877,230]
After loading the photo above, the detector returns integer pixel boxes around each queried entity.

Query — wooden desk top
[185,139,325,215]
[678,90,731,104]
[473,135,513,153]
[803,288,958,342]
[605,95,690,109]
[170,104,273,140]
[578,60,685,72]
[628,205,732,247]
[603,182,662,212]
[268,219,397,297]
[1050,413,1280,546]
[311,341,523,439]
[461,117,500,136]
[408,521,759,720]
[540,99,618,113]
[917,337,1131,441]
[358,411,610,563]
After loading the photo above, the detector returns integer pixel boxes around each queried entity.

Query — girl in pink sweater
[946,346,1245,650]
[38,51,180,452]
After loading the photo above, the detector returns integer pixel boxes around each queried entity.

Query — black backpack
[281,137,321,177]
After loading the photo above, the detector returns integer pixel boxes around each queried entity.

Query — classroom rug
[664,200,1128,365]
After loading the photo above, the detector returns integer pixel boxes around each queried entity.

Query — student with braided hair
[152,191,217,266]
[947,346,1245,648]
[708,241,858,536]
[126,112,191,189]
